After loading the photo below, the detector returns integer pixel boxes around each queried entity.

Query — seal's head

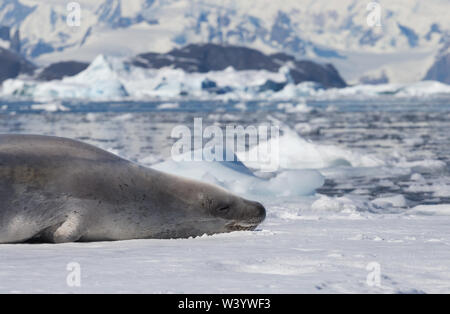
[159,176,266,237]
[182,181,266,235]
[202,192,266,232]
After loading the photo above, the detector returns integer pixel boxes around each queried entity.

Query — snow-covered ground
[0,98,449,293]
[1,213,448,293]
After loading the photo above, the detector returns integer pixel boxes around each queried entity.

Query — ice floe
[239,128,385,171]
[150,149,325,198]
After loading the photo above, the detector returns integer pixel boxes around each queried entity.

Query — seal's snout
[254,201,266,223]
[225,200,266,232]
[244,200,266,224]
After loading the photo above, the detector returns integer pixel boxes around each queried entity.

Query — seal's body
[0,135,265,243]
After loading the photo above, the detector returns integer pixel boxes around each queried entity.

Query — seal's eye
[217,205,230,213]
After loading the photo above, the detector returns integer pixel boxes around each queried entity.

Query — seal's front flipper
[41,201,94,243]
[52,212,87,243]
[40,211,87,243]
[37,198,100,243]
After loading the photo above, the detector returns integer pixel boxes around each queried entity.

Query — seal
[0,134,266,243]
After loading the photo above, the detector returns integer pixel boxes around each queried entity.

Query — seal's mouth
[224,201,266,232]
[226,221,260,232]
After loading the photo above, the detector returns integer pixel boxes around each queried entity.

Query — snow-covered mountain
[0,0,449,83]
[424,40,450,84]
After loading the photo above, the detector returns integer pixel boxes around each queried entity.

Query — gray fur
[0,134,266,243]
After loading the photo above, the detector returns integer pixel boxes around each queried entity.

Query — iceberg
[150,149,324,198]
[409,204,450,216]
[395,81,450,97]
[1,53,450,101]
[1,55,129,100]
[238,128,385,171]
[316,81,450,99]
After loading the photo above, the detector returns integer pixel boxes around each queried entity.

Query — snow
[1,214,449,293]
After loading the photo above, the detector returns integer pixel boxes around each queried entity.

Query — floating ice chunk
[406,182,450,198]
[85,113,98,122]
[395,81,450,97]
[432,185,450,198]
[310,195,386,216]
[31,102,69,112]
[139,154,164,165]
[403,137,425,146]
[311,195,363,215]
[261,170,324,197]
[234,102,247,111]
[112,113,134,121]
[1,79,34,97]
[372,195,407,208]
[270,82,321,99]
[240,128,384,171]
[323,83,400,97]
[325,105,339,112]
[294,122,321,135]
[320,81,450,98]
[394,158,446,171]
[157,102,179,109]
[277,102,313,113]
[409,204,450,216]
[410,173,425,182]
[151,149,324,197]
